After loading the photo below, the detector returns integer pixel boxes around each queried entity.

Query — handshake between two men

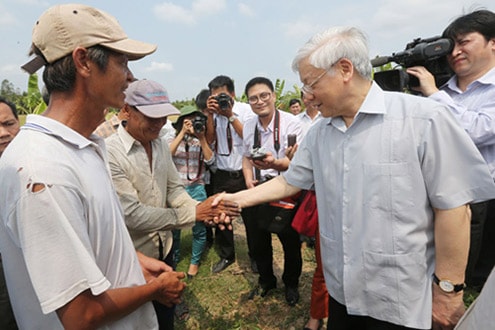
[196,193,243,230]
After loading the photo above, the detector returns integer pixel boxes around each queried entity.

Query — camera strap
[214,116,233,156]
[253,110,280,181]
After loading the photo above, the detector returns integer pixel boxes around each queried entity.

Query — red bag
[291,190,318,237]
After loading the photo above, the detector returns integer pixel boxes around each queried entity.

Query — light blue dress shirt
[430,67,495,178]
[284,82,495,329]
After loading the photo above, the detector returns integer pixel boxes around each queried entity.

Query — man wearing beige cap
[0,4,237,329]
[106,79,238,328]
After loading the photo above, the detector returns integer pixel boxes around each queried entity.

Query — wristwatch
[228,115,237,123]
[433,273,466,293]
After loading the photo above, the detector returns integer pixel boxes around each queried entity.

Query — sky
[0,0,494,102]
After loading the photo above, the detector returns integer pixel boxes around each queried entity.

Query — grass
[173,221,480,329]
[174,221,317,330]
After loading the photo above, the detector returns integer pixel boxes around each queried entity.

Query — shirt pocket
[363,162,415,212]
[363,250,426,316]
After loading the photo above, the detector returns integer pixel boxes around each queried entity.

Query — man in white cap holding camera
[0,4,238,329]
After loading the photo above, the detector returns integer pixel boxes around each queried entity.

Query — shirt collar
[22,114,103,149]
[444,66,495,92]
[117,122,139,154]
[327,81,386,126]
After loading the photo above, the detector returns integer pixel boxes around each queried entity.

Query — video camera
[372,36,454,92]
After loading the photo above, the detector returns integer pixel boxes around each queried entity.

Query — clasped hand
[197,193,241,230]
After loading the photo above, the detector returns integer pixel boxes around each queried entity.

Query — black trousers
[212,169,247,260]
[152,250,175,330]
[466,199,495,289]
[242,204,302,289]
[328,296,423,330]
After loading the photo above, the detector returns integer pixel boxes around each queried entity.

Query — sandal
[174,300,190,322]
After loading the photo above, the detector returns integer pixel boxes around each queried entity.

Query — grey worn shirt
[106,124,198,259]
[284,82,495,329]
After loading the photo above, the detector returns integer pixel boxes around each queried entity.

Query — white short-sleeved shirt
[455,266,495,330]
[242,110,302,179]
[284,82,495,329]
[297,111,322,139]
[214,101,255,171]
[0,115,157,329]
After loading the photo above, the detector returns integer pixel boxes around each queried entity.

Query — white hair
[292,26,372,79]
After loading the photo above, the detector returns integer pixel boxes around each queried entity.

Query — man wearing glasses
[241,77,303,306]
[205,75,256,274]
[214,26,495,329]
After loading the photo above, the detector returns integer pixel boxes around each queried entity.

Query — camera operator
[205,75,256,274]
[407,9,495,292]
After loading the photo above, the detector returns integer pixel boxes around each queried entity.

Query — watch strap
[433,273,466,292]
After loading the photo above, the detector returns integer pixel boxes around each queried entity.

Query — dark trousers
[204,170,215,245]
[0,257,18,330]
[466,199,495,289]
[328,296,423,330]
[152,250,175,330]
[212,169,247,260]
[243,204,302,289]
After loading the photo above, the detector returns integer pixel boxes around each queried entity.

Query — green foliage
[172,98,196,110]
[24,74,46,114]
[2,76,304,116]
[275,79,302,112]
[0,75,45,115]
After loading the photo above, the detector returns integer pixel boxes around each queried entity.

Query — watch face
[439,280,455,293]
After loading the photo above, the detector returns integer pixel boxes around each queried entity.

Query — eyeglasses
[248,92,272,105]
[301,70,327,95]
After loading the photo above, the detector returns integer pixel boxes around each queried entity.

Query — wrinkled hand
[152,271,186,307]
[207,192,241,230]
[431,284,465,330]
[196,194,241,230]
[137,251,173,283]
[406,66,439,96]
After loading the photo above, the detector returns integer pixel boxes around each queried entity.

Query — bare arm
[56,270,186,330]
[432,204,470,330]
[224,175,301,209]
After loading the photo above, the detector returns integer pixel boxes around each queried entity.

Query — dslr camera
[372,36,454,92]
[215,92,233,111]
[192,115,207,134]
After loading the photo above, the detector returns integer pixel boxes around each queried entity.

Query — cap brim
[21,55,48,75]
[101,38,157,60]
[136,103,180,118]
[20,38,156,75]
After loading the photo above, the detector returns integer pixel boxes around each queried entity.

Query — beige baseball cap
[21,4,157,74]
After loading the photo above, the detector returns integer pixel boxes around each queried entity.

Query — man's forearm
[232,175,301,208]
[434,204,470,282]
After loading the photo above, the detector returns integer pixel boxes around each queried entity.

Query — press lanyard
[253,110,280,180]
[215,116,233,156]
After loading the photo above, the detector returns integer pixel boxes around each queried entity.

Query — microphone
[370,56,391,67]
